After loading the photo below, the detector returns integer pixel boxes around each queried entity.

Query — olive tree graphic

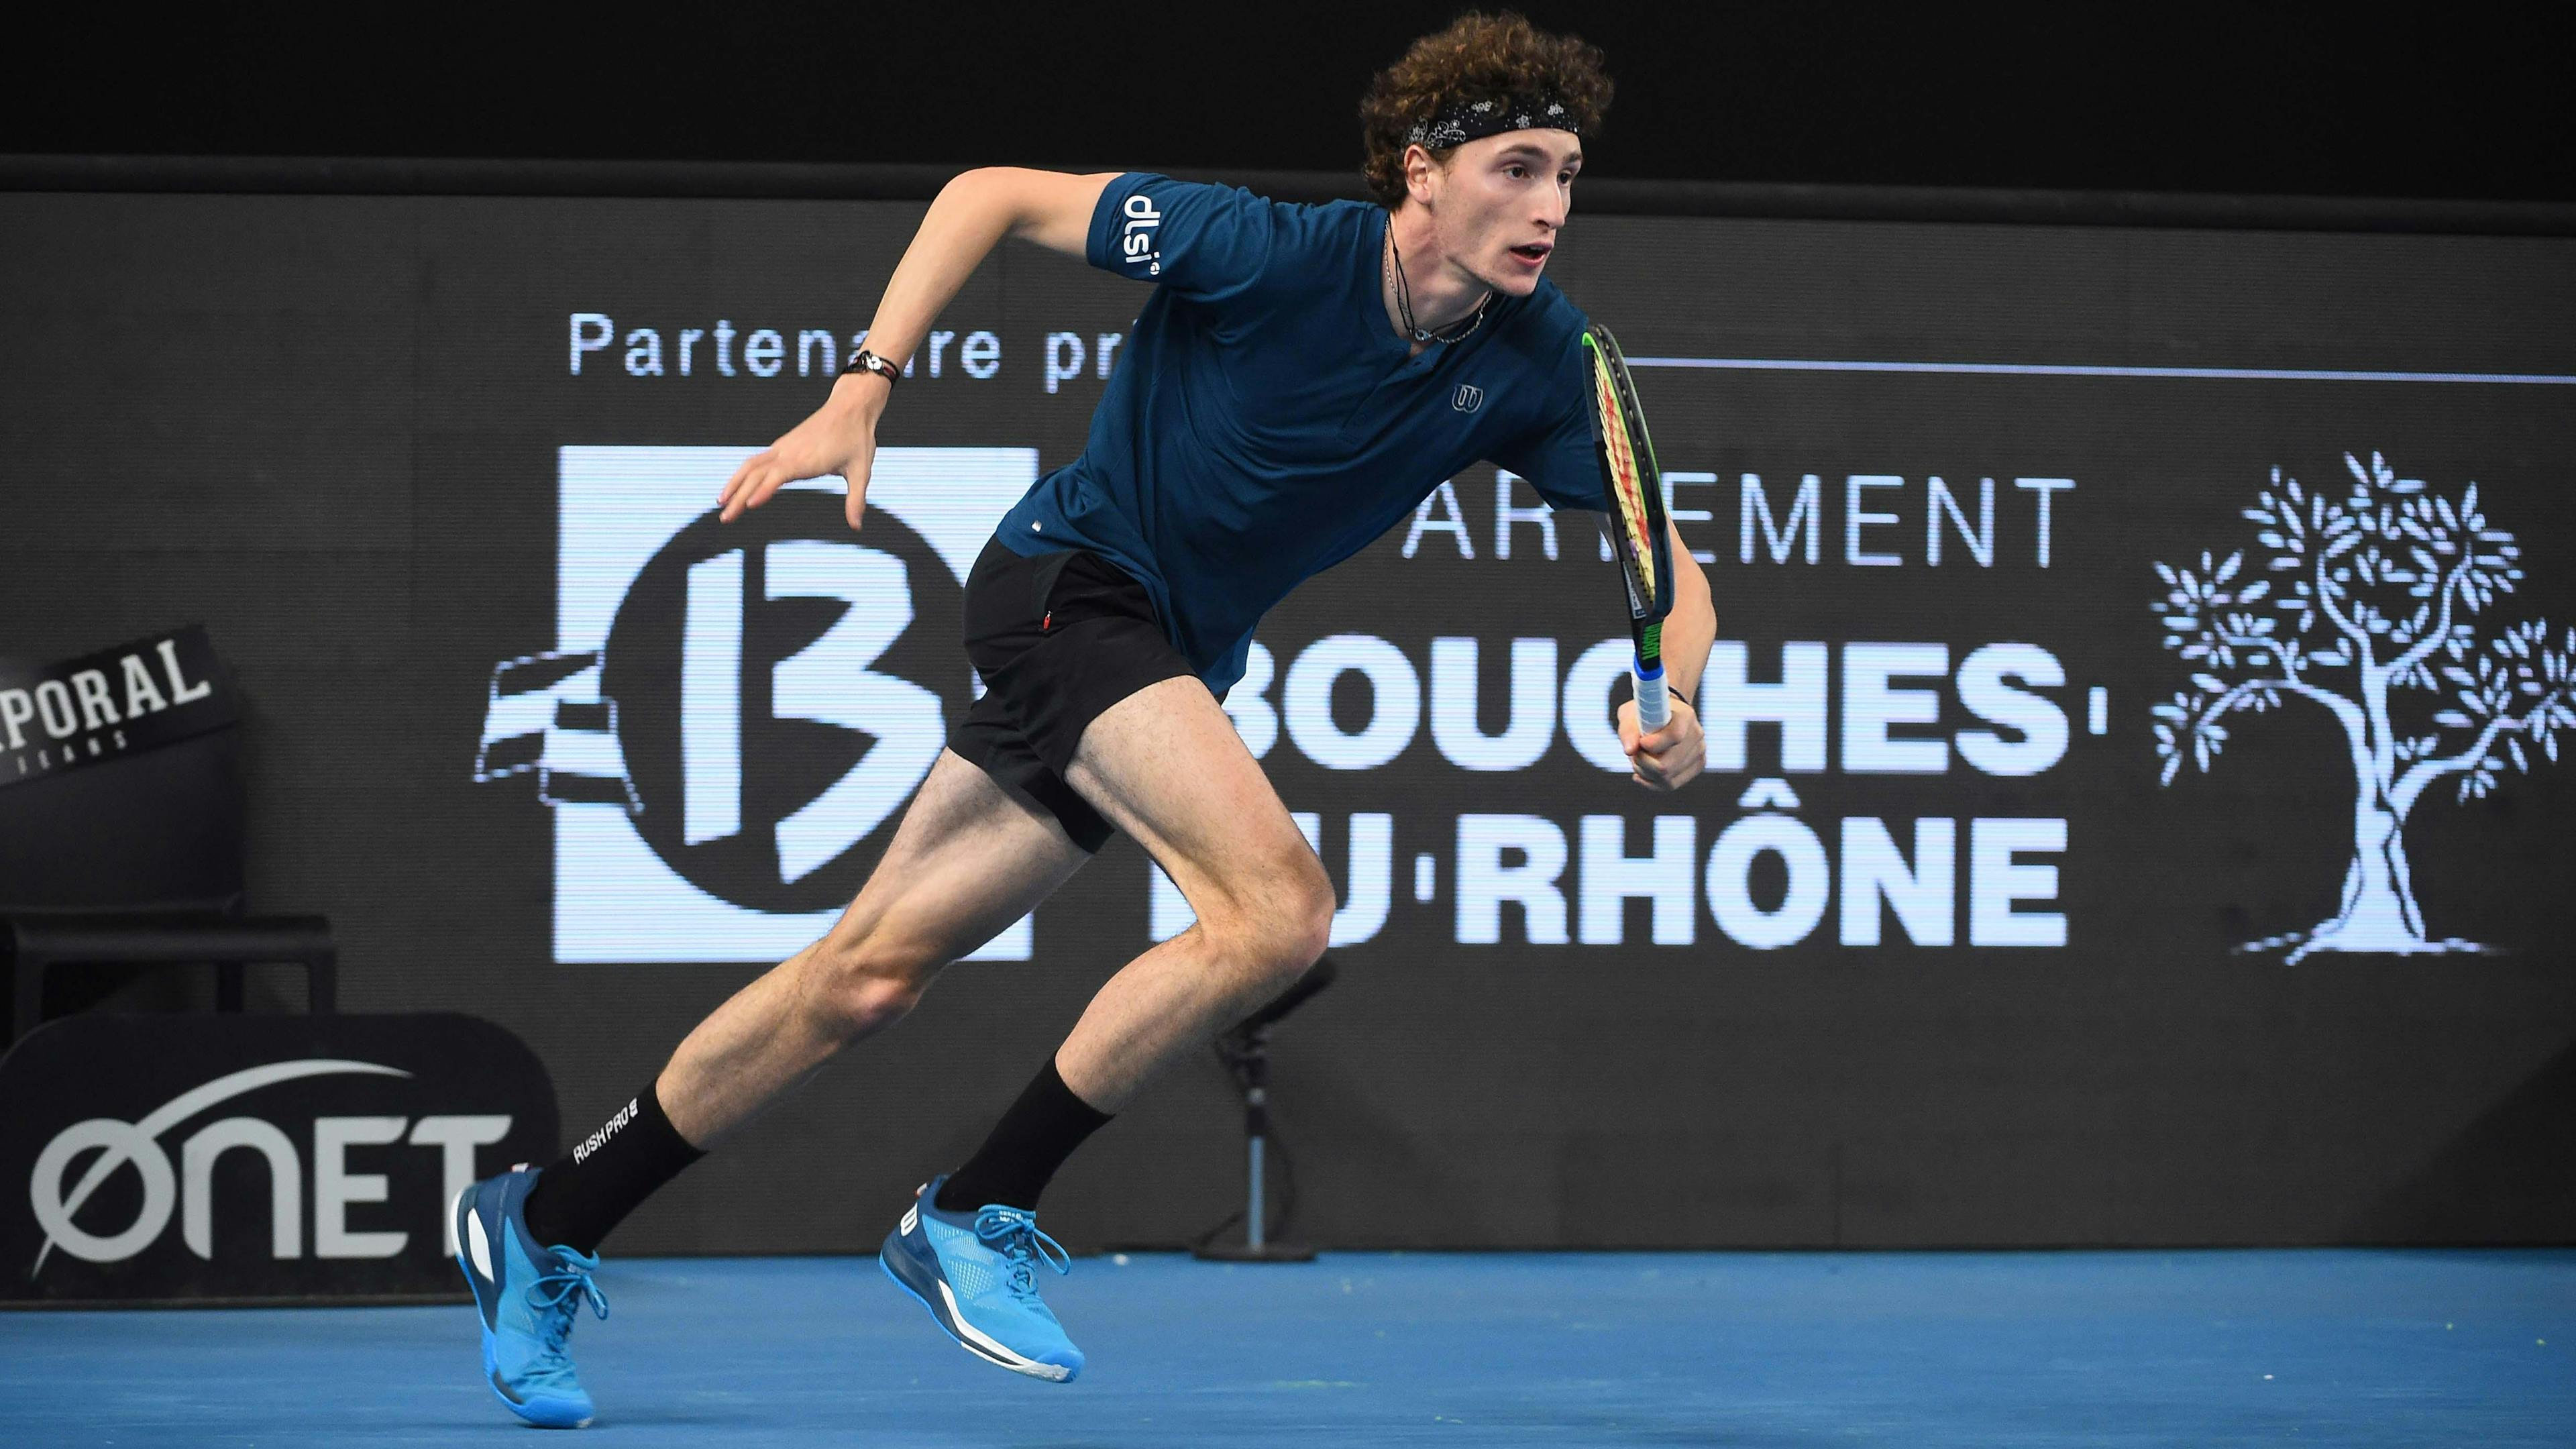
[2152,451,2576,961]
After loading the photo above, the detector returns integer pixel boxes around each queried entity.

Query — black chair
[1,723,335,1046]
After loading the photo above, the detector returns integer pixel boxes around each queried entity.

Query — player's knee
[1281,865,1336,973]
[1244,851,1336,985]
[810,932,938,1039]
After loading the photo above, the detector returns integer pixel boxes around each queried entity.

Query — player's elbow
[1677,555,1715,625]
[936,166,1009,218]
[1678,543,1712,602]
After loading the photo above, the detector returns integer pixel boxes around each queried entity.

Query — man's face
[1415,128,1582,296]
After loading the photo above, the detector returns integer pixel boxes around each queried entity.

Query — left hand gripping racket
[1582,323,1676,733]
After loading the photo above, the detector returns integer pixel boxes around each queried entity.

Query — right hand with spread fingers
[716,374,888,529]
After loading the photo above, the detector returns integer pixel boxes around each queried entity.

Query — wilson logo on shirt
[1452,384,1484,413]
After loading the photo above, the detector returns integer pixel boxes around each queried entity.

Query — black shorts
[947,539,1195,853]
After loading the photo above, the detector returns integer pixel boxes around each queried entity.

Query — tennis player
[450,11,1711,1424]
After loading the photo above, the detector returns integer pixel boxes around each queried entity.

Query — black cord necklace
[1386,226,1491,345]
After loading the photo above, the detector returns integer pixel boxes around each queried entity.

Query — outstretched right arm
[716,168,1118,528]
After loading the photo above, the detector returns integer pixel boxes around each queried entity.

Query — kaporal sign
[0,626,235,788]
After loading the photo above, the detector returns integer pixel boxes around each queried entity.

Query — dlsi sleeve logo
[1120,193,1164,276]
[476,447,1038,964]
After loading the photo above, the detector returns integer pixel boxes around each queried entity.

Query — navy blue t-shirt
[998,172,1604,696]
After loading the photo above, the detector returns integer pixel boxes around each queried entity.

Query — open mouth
[1509,244,1552,262]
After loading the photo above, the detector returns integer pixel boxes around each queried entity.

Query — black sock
[934,1056,1113,1212]
[521,1079,705,1255]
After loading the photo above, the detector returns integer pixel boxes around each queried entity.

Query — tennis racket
[1582,323,1677,732]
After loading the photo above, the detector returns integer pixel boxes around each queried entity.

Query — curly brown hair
[1358,11,1613,208]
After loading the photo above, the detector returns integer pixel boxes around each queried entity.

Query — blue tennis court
[5,1248,2568,1446]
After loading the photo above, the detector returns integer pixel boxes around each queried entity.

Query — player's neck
[1382,205,1491,350]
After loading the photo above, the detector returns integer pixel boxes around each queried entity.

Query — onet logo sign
[28,1059,505,1274]
[1,1012,556,1304]
[477,447,1038,964]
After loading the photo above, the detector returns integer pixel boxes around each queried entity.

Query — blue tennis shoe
[880,1175,1084,1381]
[451,1167,610,1428]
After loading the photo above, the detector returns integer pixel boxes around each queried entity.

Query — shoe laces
[971,1205,1070,1299]
[525,1250,610,1360]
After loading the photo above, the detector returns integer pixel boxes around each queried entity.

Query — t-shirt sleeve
[1086,173,1278,305]
[1492,337,1606,512]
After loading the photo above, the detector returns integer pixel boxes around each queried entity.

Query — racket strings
[1592,357,1656,598]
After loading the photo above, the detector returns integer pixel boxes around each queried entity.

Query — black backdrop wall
[7,6,2573,204]
[4,186,2573,1252]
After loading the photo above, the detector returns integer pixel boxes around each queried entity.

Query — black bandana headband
[1403,93,1580,150]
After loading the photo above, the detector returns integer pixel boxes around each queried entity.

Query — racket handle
[1632,659,1670,733]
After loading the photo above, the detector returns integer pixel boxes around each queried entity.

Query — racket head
[1582,323,1675,629]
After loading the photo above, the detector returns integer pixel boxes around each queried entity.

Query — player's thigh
[822,747,1089,973]
[1062,676,1325,928]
